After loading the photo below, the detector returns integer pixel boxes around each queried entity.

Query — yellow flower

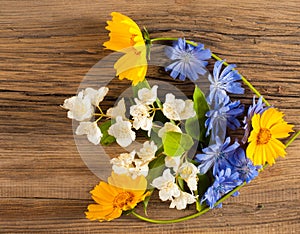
[85,172,150,222]
[103,12,147,85]
[246,108,294,166]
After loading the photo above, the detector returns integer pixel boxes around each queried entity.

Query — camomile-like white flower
[178,162,199,191]
[162,93,196,120]
[151,169,180,201]
[169,191,196,210]
[165,156,181,172]
[110,151,135,169]
[75,121,102,145]
[137,85,158,105]
[108,116,136,147]
[106,98,126,120]
[130,103,153,135]
[158,122,182,138]
[128,159,149,179]
[110,151,149,179]
[84,87,109,106]
[137,141,157,162]
[62,91,94,121]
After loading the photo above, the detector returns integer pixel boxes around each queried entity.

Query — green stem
[150,37,197,47]
[285,130,300,148]
[131,181,246,224]
[150,37,271,106]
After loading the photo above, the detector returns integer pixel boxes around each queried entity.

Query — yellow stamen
[257,128,272,145]
[113,191,134,209]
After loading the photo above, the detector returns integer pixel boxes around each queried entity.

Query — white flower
[62,91,94,121]
[162,93,196,120]
[178,162,199,191]
[111,151,134,176]
[128,159,149,179]
[75,121,102,145]
[169,191,196,210]
[165,156,181,172]
[84,87,109,106]
[110,151,149,179]
[106,98,126,119]
[130,103,153,135]
[108,116,136,147]
[137,85,158,105]
[137,141,157,162]
[152,169,180,201]
[110,151,135,169]
[158,122,182,138]
[180,100,195,120]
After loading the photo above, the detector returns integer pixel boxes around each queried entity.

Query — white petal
[106,98,126,119]
[138,85,158,105]
[84,87,109,106]
[158,122,182,138]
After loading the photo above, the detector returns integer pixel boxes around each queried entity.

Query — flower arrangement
[62,12,299,223]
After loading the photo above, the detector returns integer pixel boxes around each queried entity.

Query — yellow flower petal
[246,141,256,161]
[262,108,284,129]
[86,172,149,222]
[269,138,286,157]
[251,113,261,132]
[270,122,294,139]
[85,204,122,222]
[103,12,144,51]
[114,47,147,85]
[103,12,147,86]
[247,108,293,166]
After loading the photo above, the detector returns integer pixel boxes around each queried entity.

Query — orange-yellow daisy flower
[246,108,294,166]
[103,12,147,86]
[85,172,150,222]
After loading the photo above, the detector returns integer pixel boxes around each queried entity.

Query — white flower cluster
[110,141,157,179]
[62,87,108,145]
[63,84,196,149]
[152,162,198,210]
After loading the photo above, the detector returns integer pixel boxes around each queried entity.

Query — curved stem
[131,207,210,224]
[131,182,246,224]
[285,130,300,148]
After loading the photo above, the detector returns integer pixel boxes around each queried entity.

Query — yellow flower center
[113,191,134,209]
[257,128,272,145]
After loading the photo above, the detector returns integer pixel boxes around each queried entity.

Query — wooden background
[0,0,299,233]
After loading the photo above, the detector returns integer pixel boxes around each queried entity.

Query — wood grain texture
[0,0,299,233]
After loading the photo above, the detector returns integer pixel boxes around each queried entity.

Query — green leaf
[149,125,162,148]
[146,154,166,186]
[162,131,194,157]
[99,120,116,145]
[185,116,200,140]
[190,85,210,144]
[197,173,211,198]
[177,177,185,191]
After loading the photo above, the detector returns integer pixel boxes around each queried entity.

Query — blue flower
[241,96,270,144]
[207,60,244,105]
[227,147,260,183]
[165,38,211,81]
[205,95,244,141]
[201,168,242,209]
[196,137,240,175]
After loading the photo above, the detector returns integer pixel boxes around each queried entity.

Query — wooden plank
[0,0,299,233]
